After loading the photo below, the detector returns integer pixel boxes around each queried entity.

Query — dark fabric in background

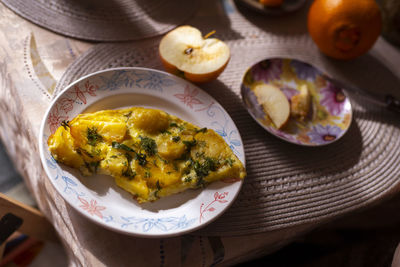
[0,141,22,193]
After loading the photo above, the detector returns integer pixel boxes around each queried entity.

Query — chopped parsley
[195,127,207,133]
[195,151,205,158]
[81,149,94,158]
[157,155,169,164]
[122,153,135,179]
[225,158,235,167]
[183,139,197,150]
[184,176,192,183]
[89,161,100,173]
[61,120,70,129]
[135,152,147,166]
[193,157,219,179]
[112,141,134,152]
[123,111,132,119]
[87,127,102,146]
[156,180,161,190]
[125,153,133,163]
[169,122,184,131]
[196,177,206,187]
[154,180,162,198]
[172,136,180,142]
[161,130,171,135]
[112,141,148,166]
[173,162,179,171]
[139,136,157,156]
[123,169,136,180]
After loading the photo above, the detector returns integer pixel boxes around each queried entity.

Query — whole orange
[308,0,382,60]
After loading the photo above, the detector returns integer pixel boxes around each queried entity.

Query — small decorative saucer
[241,58,353,146]
[236,0,306,15]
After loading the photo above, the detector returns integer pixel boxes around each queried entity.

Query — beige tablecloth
[1,0,400,266]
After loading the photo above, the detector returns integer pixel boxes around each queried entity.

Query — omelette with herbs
[48,107,246,203]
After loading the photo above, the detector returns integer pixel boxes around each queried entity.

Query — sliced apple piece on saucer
[159,25,230,83]
[253,83,290,129]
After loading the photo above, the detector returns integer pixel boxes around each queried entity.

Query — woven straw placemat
[53,2,400,236]
[0,0,199,41]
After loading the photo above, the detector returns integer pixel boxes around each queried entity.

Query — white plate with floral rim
[39,68,245,237]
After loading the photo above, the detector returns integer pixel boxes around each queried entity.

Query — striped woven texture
[0,0,199,41]
[53,1,400,236]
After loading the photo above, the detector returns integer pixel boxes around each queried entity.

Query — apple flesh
[253,83,290,129]
[291,84,311,121]
[159,25,230,83]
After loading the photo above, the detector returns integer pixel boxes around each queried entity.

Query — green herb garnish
[145,171,151,178]
[89,161,100,173]
[161,130,172,134]
[122,153,136,179]
[225,158,235,167]
[135,152,147,166]
[112,141,135,152]
[125,153,133,163]
[157,154,169,164]
[123,169,136,180]
[196,177,205,187]
[173,162,179,171]
[193,157,219,179]
[183,139,197,150]
[61,120,70,129]
[195,127,207,133]
[172,136,181,142]
[170,122,184,130]
[87,127,102,146]
[161,130,172,135]
[139,136,157,156]
[195,151,205,158]
[156,180,161,190]
[123,111,132,119]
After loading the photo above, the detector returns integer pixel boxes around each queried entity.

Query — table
[0,0,400,266]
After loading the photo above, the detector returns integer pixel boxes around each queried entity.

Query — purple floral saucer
[236,0,306,15]
[241,58,353,146]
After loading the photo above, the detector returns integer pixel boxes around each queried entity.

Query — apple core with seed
[159,25,230,83]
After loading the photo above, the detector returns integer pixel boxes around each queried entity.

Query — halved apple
[159,25,230,83]
[253,83,290,129]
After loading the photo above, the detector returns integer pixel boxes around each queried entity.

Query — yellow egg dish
[48,107,246,203]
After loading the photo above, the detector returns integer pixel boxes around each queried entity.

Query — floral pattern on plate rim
[40,68,244,237]
[241,58,352,146]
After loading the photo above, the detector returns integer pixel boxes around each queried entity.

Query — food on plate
[259,0,283,7]
[159,25,230,83]
[253,83,290,129]
[290,84,311,121]
[48,107,246,203]
[308,0,382,60]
